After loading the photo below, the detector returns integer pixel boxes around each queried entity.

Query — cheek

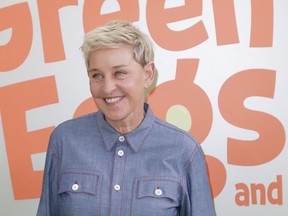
[127,76,146,88]
[126,85,146,100]
[123,82,142,94]
[89,83,99,95]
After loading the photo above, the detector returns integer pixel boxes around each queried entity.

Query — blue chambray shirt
[37,103,215,216]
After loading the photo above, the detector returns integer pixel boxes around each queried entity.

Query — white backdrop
[0,0,287,215]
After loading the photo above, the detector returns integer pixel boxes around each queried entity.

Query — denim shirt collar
[96,103,154,152]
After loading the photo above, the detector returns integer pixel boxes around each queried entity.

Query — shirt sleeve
[36,137,61,216]
[180,145,216,216]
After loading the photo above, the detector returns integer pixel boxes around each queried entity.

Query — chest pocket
[131,178,180,216]
[58,169,102,216]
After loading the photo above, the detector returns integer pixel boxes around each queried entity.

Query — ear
[144,62,155,88]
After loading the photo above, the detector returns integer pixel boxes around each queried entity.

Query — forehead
[89,46,135,68]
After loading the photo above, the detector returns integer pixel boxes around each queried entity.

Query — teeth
[105,97,122,103]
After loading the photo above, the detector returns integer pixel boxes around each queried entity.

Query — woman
[37,20,215,216]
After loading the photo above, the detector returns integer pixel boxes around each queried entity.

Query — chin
[104,111,125,120]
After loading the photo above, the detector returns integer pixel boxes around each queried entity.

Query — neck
[107,110,146,134]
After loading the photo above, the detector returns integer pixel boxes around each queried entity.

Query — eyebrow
[88,68,99,73]
[88,64,129,73]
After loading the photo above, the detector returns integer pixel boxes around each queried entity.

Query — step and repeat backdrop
[0,0,287,215]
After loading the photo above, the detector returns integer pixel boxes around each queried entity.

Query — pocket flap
[137,179,179,201]
[59,169,101,195]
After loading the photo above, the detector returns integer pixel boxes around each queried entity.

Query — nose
[103,77,116,95]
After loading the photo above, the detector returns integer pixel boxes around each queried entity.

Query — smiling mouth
[104,96,124,104]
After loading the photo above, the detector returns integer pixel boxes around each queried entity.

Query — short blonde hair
[80,20,154,68]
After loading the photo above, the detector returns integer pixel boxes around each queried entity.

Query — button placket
[110,138,127,215]
[114,184,121,192]
[117,149,124,157]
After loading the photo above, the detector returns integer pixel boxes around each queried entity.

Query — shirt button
[117,150,124,157]
[155,188,163,196]
[72,183,79,191]
[119,136,125,142]
[114,184,121,192]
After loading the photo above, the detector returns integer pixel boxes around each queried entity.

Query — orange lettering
[73,97,98,118]
[250,0,273,47]
[205,155,226,198]
[83,0,139,32]
[0,3,32,71]
[251,183,266,205]
[235,183,250,206]
[148,59,212,143]
[146,0,208,50]
[0,76,58,199]
[212,0,239,45]
[219,69,285,165]
[267,175,282,205]
[235,176,282,206]
[37,0,78,62]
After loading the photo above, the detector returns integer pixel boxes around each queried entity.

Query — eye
[114,71,126,78]
[90,72,103,81]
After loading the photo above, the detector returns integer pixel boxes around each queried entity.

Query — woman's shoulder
[152,116,199,146]
[52,112,98,136]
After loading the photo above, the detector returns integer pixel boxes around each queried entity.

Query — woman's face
[87,46,154,132]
